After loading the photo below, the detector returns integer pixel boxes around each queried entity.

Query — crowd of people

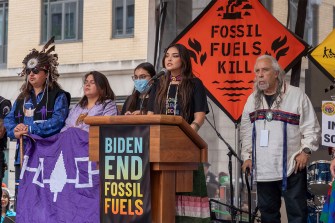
[0,39,212,222]
[0,37,332,223]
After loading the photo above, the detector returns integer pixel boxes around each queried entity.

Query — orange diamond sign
[174,0,308,123]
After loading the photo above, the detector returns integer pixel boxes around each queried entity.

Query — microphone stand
[245,168,251,223]
[205,117,244,222]
[139,77,159,115]
[138,69,167,114]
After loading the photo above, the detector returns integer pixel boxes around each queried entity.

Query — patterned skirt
[175,164,211,223]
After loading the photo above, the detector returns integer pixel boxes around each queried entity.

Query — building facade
[2,0,151,103]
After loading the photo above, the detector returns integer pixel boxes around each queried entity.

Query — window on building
[289,0,316,46]
[42,0,83,42]
[333,6,335,28]
[112,0,134,38]
[260,0,273,13]
[0,1,7,65]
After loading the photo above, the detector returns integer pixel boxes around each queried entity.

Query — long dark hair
[155,43,194,121]
[125,62,156,113]
[78,71,115,108]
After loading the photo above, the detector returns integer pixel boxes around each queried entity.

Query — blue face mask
[134,79,150,93]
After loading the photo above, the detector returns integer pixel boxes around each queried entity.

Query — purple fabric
[17,128,99,223]
[61,99,118,133]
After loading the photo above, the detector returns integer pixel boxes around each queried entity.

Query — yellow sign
[309,29,335,81]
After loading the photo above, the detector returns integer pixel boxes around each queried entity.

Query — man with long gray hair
[241,55,320,223]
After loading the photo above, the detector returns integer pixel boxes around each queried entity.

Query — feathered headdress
[19,36,59,82]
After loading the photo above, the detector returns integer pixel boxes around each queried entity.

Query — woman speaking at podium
[147,43,208,131]
[148,43,210,222]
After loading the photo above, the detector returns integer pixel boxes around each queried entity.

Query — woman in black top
[148,43,208,131]
[148,43,210,222]
[121,62,156,115]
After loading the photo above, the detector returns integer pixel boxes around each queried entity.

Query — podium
[85,115,208,223]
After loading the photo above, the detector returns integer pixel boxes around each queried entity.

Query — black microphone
[150,68,167,81]
[139,68,167,114]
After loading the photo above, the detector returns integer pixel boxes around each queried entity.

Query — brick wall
[7,0,149,69]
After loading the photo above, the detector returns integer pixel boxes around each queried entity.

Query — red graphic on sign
[174,0,308,123]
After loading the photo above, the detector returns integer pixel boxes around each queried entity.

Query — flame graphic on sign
[187,38,207,66]
[265,35,290,61]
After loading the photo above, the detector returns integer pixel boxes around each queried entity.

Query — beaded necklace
[165,82,179,115]
[170,75,182,82]
[23,85,47,117]
[139,94,149,115]
[262,83,286,122]
[263,94,276,122]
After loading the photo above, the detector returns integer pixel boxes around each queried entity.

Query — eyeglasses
[84,80,96,85]
[131,75,150,80]
[25,67,47,75]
